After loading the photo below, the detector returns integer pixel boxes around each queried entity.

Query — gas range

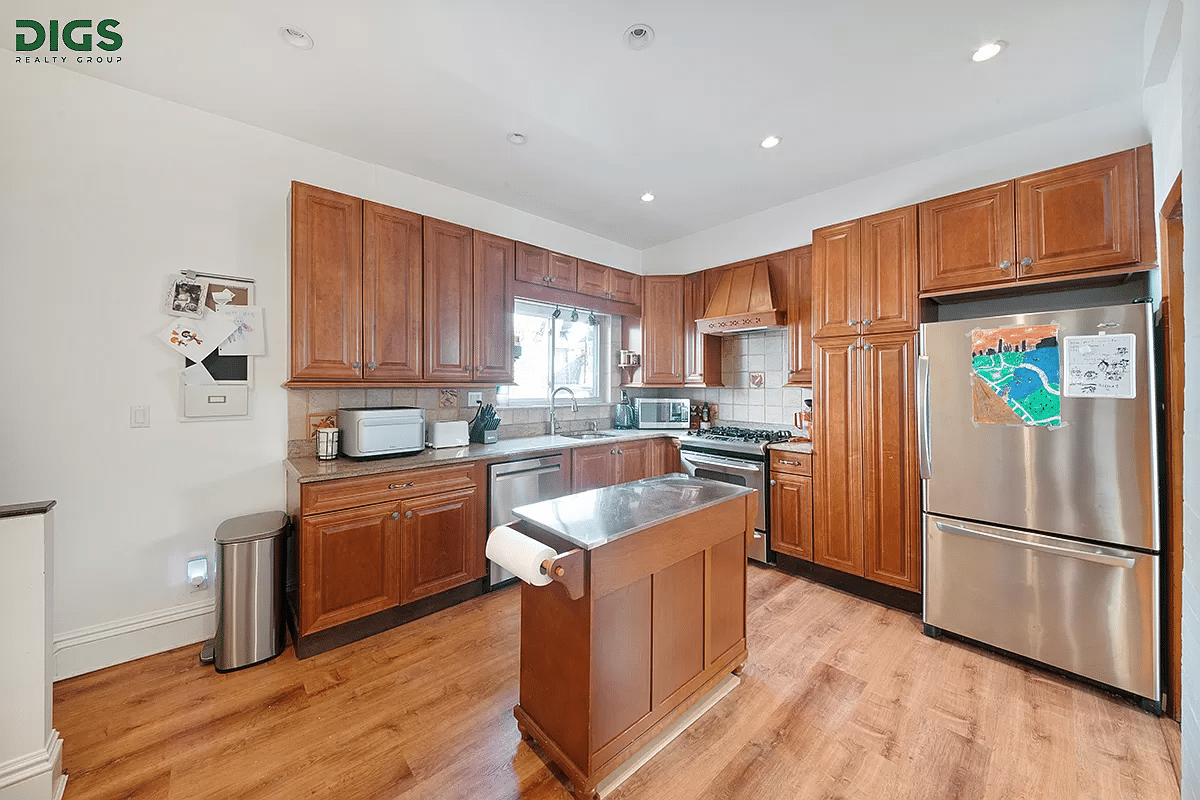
[680,425,796,457]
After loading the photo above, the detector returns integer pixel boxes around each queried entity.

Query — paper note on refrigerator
[969,324,1061,427]
[1062,334,1136,398]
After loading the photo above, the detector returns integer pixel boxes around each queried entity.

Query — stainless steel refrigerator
[919,302,1161,710]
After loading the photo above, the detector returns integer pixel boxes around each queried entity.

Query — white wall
[641,99,1150,274]
[0,63,637,678]
[1177,0,1200,795]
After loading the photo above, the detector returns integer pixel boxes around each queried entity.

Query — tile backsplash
[629,329,812,427]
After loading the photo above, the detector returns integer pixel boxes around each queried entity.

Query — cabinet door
[549,252,578,289]
[811,220,862,339]
[770,472,813,560]
[641,276,685,385]
[423,218,475,381]
[576,260,610,300]
[473,231,515,383]
[919,182,1016,293]
[651,437,681,477]
[572,444,617,491]
[787,247,813,385]
[812,337,864,576]
[861,333,920,591]
[290,182,363,381]
[399,486,481,605]
[1015,149,1139,278]
[363,202,423,381]
[610,269,642,305]
[299,502,400,635]
[684,272,722,385]
[617,439,651,484]
[515,242,549,285]
[860,206,918,334]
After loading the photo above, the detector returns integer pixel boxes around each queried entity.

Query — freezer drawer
[923,513,1160,701]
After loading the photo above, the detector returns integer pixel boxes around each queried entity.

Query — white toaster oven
[338,406,426,458]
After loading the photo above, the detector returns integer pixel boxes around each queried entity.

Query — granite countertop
[286,428,674,483]
[769,441,813,455]
[511,473,754,551]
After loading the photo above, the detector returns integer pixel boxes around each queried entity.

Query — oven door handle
[681,452,764,474]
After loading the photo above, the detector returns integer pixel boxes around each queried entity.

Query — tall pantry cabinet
[810,206,921,592]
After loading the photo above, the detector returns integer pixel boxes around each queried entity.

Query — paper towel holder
[541,549,585,600]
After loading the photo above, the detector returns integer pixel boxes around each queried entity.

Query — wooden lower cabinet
[812,333,919,591]
[571,438,676,492]
[293,462,484,640]
[769,451,813,561]
[571,445,617,492]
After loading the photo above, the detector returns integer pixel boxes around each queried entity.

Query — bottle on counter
[700,402,711,430]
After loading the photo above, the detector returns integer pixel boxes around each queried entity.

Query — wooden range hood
[696,260,786,334]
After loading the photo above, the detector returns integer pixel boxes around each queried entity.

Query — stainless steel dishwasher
[487,455,568,590]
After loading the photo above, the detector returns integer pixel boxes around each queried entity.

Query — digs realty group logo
[13,18,123,63]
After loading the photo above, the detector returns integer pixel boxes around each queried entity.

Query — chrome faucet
[549,387,579,435]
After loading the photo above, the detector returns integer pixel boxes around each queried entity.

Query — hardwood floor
[54,565,1180,799]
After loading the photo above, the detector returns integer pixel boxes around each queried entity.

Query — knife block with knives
[469,402,501,444]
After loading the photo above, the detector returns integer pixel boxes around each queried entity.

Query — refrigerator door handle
[917,354,931,479]
[934,521,1138,569]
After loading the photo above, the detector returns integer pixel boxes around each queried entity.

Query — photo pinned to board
[164,275,209,319]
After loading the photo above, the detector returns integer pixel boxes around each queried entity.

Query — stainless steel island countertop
[511,473,754,550]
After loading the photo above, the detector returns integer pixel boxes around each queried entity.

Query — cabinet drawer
[301,463,477,515]
[770,451,812,476]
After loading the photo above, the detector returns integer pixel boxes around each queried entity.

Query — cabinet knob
[543,276,551,282]
[863,319,873,327]
[352,361,361,369]
[1000,260,1012,270]
[617,449,624,454]
[1020,257,1033,267]
[848,344,856,352]
[368,361,377,370]
[611,449,618,455]
[770,479,777,486]
[847,320,859,326]
[391,512,400,520]
[405,510,413,518]
[863,343,873,351]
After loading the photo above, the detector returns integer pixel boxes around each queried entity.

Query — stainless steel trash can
[200,511,289,672]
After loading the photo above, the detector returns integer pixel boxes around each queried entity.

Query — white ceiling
[37,1,1150,249]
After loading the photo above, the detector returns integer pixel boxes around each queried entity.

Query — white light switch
[130,405,150,428]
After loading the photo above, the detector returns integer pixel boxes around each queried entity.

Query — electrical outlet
[467,391,483,407]
[187,557,208,592]
[130,405,150,428]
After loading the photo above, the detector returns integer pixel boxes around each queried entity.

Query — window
[500,299,609,404]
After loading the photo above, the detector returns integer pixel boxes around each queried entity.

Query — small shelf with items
[617,349,641,383]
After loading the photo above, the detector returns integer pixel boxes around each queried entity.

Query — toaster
[338,407,426,458]
[428,420,470,449]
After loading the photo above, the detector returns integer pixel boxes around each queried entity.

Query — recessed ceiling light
[625,24,655,50]
[280,26,314,50]
[507,133,526,145]
[972,40,1006,62]
[760,135,782,149]
[641,192,655,202]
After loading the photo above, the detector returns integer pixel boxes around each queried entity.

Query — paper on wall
[157,312,238,362]
[180,362,218,386]
[216,305,265,356]
[1062,334,1136,398]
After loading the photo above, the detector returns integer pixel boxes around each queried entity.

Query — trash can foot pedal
[199,639,215,665]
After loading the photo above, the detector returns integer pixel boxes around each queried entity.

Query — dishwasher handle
[492,465,562,482]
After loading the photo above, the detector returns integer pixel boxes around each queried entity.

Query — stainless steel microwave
[634,398,690,429]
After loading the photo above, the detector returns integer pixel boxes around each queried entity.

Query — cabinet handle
[405,510,413,519]
[543,276,551,282]
[1020,257,1033,267]
[617,449,624,454]
[847,319,859,326]
[391,512,400,520]
[863,343,873,351]
[610,449,618,455]
[389,481,415,489]
[1000,260,1012,270]
[863,319,873,327]
[770,479,777,486]
[779,459,801,466]
[368,362,377,370]
[848,344,856,352]
[352,361,361,369]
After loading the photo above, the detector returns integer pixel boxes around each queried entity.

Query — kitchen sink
[558,432,616,440]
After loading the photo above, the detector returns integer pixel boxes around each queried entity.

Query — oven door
[679,449,768,562]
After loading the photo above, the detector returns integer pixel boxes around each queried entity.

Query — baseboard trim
[0,730,63,796]
[54,600,215,680]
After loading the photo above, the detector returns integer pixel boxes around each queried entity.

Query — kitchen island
[509,474,754,800]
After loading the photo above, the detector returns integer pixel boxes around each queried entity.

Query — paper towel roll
[486,525,555,586]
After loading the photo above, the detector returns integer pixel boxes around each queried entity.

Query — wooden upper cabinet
[576,260,609,299]
[1016,149,1139,278]
[641,276,685,385]
[811,336,864,576]
[811,220,862,339]
[919,182,1016,293]
[363,202,423,381]
[610,270,642,305]
[860,332,920,591]
[472,232,515,383]
[423,217,475,381]
[549,252,578,290]
[786,247,813,385]
[859,206,918,334]
[515,242,550,285]
[578,261,642,305]
[290,182,364,381]
[683,272,722,386]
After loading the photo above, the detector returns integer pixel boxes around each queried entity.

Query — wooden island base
[509,477,755,800]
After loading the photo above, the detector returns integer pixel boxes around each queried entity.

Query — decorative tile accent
[439,389,459,408]
[749,371,765,388]
[307,412,337,437]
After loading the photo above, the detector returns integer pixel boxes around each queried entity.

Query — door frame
[1160,172,1184,720]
